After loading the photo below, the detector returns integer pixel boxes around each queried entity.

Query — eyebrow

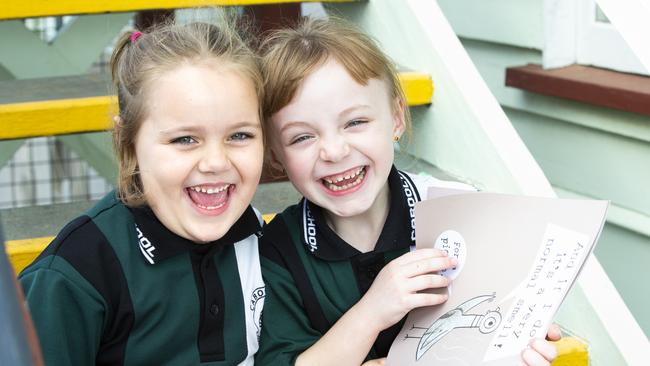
[158,121,261,135]
[278,121,310,135]
[339,104,371,118]
[278,104,372,134]
[158,126,199,136]
[230,121,262,129]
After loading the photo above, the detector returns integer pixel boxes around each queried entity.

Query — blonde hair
[110,19,263,206]
[260,17,410,128]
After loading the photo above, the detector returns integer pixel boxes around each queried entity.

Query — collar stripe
[130,206,260,265]
[397,171,420,246]
[300,168,424,258]
[135,224,156,264]
[302,199,309,245]
[302,199,318,253]
[398,171,422,201]
[138,245,155,265]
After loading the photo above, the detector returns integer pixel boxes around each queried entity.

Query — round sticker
[434,230,467,280]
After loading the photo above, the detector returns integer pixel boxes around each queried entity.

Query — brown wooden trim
[245,3,301,35]
[134,10,174,31]
[505,64,650,117]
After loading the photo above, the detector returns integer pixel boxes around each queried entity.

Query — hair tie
[130,31,143,44]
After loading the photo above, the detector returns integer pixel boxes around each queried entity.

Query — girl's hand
[545,323,562,342]
[521,324,562,366]
[356,248,456,333]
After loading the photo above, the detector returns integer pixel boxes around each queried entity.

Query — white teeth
[324,167,365,185]
[196,201,227,210]
[323,168,366,191]
[190,184,229,194]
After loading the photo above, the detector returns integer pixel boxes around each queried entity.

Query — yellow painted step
[0,96,116,140]
[0,74,115,140]
[5,213,276,274]
[552,336,589,366]
[399,71,434,107]
[0,73,432,140]
[0,0,357,21]
[4,236,50,276]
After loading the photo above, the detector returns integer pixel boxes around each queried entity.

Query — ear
[392,97,406,139]
[112,115,123,139]
[267,147,285,172]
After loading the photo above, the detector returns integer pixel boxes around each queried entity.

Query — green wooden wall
[438,0,650,339]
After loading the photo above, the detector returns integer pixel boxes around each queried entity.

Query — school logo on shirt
[250,286,266,337]
[303,202,318,252]
[135,224,156,264]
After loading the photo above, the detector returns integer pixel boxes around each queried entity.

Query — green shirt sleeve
[20,258,106,366]
[255,256,322,366]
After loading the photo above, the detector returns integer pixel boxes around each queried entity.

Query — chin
[324,203,370,218]
[188,223,229,244]
[193,234,225,244]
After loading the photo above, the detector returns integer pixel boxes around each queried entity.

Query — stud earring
[393,135,400,142]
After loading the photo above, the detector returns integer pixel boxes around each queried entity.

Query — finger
[530,339,558,362]
[408,274,449,292]
[392,248,448,266]
[408,292,449,309]
[402,256,457,277]
[521,347,551,366]
[391,248,447,266]
[545,323,562,341]
[361,358,386,366]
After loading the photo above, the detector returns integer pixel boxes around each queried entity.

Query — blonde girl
[20,19,265,365]
[256,18,560,366]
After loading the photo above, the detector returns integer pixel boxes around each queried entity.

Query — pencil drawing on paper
[404,293,502,361]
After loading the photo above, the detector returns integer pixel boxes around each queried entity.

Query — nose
[197,143,231,174]
[319,134,350,163]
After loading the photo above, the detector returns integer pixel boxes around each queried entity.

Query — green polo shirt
[19,192,265,365]
[256,167,438,365]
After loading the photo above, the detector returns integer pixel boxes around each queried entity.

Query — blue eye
[290,135,313,145]
[346,119,367,128]
[230,132,254,141]
[172,136,196,145]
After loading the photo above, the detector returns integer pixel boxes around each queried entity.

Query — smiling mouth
[186,184,231,210]
[321,166,366,192]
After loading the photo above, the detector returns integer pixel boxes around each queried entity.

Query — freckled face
[270,58,404,219]
[134,63,263,243]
